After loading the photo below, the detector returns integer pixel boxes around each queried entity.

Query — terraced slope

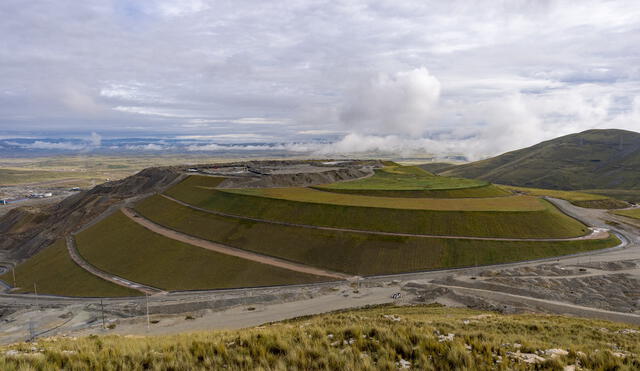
[612,208,640,220]
[134,195,618,275]
[74,211,329,291]
[165,176,588,238]
[0,240,139,297]
[498,185,629,209]
[314,165,510,198]
[224,187,545,211]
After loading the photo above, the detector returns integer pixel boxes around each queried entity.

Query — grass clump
[1,306,638,370]
[167,177,589,239]
[0,240,139,297]
[74,211,329,291]
[135,195,619,276]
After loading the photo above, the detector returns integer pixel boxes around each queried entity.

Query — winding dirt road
[121,208,351,280]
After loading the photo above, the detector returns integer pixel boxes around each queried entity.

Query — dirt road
[121,208,352,280]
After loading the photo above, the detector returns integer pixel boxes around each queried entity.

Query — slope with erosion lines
[134,195,619,276]
[74,211,329,291]
[165,176,588,239]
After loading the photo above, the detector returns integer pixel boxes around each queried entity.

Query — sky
[1,0,640,158]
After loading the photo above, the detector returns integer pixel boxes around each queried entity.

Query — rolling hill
[439,129,640,190]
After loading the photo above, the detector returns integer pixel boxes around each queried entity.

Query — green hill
[440,129,640,190]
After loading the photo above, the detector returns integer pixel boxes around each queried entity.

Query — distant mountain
[439,129,640,190]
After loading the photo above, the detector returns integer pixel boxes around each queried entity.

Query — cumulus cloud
[340,68,441,137]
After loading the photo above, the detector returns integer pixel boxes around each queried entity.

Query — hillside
[440,129,640,190]
[1,305,638,370]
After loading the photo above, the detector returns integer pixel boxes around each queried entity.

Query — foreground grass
[224,187,545,211]
[2,305,639,370]
[75,211,328,291]
[135,195,618,276]
[315,166,510,198]
[0,240,139,297]
[167,177,588,238]
[499,185,629,209]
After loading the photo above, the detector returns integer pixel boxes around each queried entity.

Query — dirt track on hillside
[121,208,351,280]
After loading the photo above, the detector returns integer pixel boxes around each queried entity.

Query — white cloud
[340,67,441,137]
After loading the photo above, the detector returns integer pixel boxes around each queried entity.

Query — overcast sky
[1,0,640,158]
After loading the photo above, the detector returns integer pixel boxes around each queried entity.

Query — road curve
[161,194,608,242]
[65,236,164,295]
[121,208,352,280]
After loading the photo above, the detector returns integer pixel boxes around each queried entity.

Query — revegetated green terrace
[612,208,640,220]
[5,305,637,370]
[313,165,510,198]
[223,187,545,211]
[165,176,589,238]
[0,240,139,297]
[498,185,629,209]
[75,211,329,291]
[135,195,618,276]
[322,166,486,190]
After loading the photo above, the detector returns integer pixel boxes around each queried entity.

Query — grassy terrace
[0,240,139,297]
[75,211,328,291]
[499,185,629,209]
[166,177,588,239]
[135,195,618,276]
[5,305,638,370]
[612,208,640,220]
[314,166,510,198]
[223,187,545,211]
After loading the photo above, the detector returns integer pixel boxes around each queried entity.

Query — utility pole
[101,299,105,329]
[34,283,38,310]
[12,268,16,288]
[146,294,150,331]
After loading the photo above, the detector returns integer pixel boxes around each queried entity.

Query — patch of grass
[2,305,638,370]
[314,166,510,198]
[612,208,640,220]
[166,177,589,238]
[499,185,629,209]
[135,195,618,275]
[0,240,139,297]
[223,187,545,211]
[580,189,640,204]
[75,211,329,291]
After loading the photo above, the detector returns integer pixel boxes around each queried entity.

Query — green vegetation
[3,305,639,370]
[580,189,640,204]
[315,166,510,198]
[75,211,328,290]
[135,195,617,275]
[225,187,545,211]
[0,240,139,297]
[499,185,629,209]
[612,208,640,220]
[166,177,588,238]
[440,129,640,190]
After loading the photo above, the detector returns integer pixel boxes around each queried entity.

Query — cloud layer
[1,1,640,158]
